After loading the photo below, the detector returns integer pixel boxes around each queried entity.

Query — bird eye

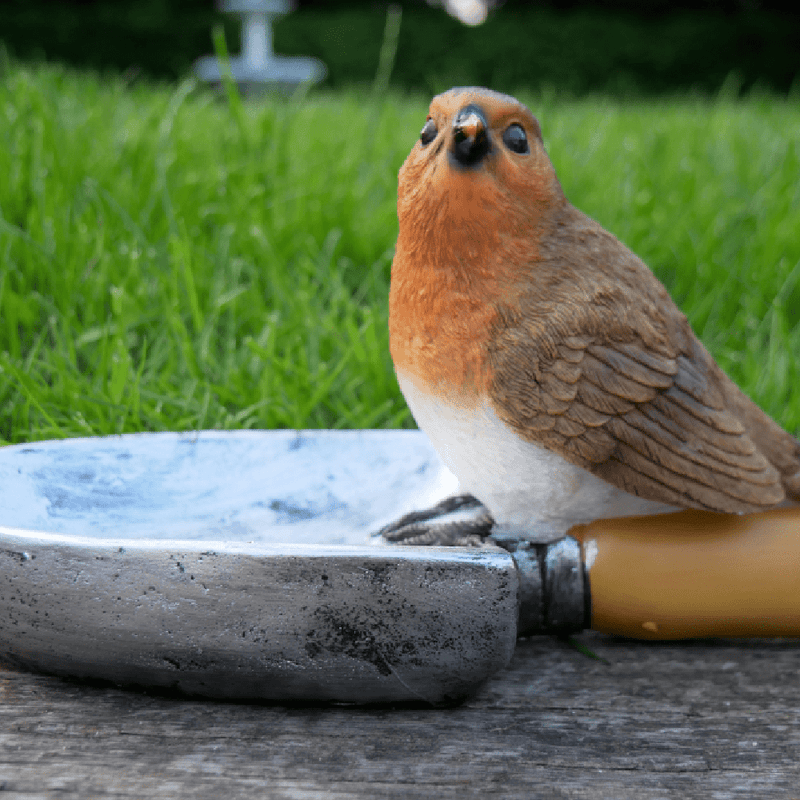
[503,124,529,154]
[420,118,438,146]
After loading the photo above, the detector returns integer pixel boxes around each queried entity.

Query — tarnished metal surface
[492,537,587,637]
[0,533,517,704]
[0,430,517,703]
[0,430,459,546]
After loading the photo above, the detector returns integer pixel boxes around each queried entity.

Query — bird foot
[377,494,495,547]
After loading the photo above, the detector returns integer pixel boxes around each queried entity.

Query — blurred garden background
[2,0,799,95]
[0,0,799,444]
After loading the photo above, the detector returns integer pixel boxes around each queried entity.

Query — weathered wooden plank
[0,772,798,800]
[2,632,799,800]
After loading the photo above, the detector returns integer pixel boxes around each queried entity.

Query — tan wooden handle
[570,508,800,639]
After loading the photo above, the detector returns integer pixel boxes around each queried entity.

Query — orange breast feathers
[389,89,566,396]
[389,180,544,398]
[389,94,563,400]
[388,237,503,399]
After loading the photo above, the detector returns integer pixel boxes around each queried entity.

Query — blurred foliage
[0,0,798,95]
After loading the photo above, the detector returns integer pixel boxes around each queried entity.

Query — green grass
[1,59,799,445]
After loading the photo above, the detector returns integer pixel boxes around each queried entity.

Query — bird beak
[451,104,490,167]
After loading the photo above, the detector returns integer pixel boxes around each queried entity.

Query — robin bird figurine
[385,87,800,544]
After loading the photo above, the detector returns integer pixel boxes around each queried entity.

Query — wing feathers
[577,379,637,416]
[563,401,611,428]
[582,352,659,403]
[492,333,789,513]
[612,341,679,377]
[641,400,757,458]
[586,345,674,389]
[607,415,779,492]
[596,454,776,511]
[657,386,745,435]
[602,440,783,509]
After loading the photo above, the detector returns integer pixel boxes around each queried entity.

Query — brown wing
[490,330,788,513]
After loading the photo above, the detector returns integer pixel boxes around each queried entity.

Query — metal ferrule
[496,536,589,637]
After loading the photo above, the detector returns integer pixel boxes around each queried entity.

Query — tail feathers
[784,462,800,503]
[776,429,800,502]
[722,381,800,506]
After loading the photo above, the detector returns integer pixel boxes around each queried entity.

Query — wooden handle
[570,508,800,639]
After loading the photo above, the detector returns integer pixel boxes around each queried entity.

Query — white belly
[397,374,679,541]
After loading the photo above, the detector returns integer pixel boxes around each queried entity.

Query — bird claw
[377,494,495,547]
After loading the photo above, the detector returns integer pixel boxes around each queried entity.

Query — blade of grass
[212,23,248,141]
[372,4,402,101]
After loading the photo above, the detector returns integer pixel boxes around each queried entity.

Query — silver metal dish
[0,430,519,704]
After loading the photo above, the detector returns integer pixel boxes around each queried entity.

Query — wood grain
[2,632,799,799]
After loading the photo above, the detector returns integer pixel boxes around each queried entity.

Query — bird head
[396,87,564,266]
